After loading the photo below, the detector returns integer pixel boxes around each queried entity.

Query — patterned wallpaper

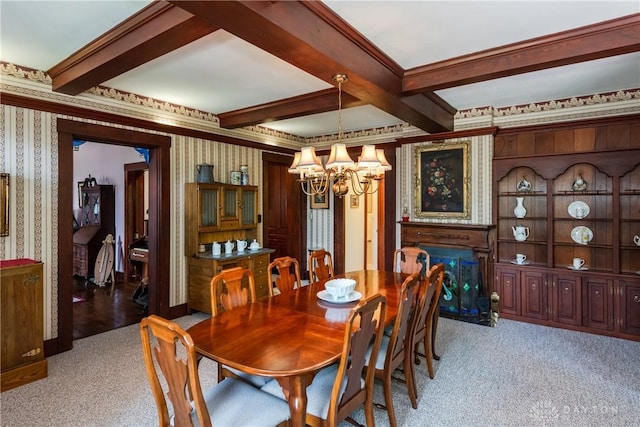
[1,64,638,341]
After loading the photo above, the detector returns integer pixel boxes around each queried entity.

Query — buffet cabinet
[1,260,48,391]
[186,250,273,314]
[493,118,640,340]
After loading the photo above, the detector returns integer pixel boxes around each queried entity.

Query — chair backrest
[328,294,387,425]
[140,315,210,427]
[308,249,334,283]
[393,247,430,277]
[210,267,256,316]
[267,256,302,296]
[411,263,445,346]
[387,272,421,364]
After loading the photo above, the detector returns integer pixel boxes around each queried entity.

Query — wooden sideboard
[1,259,48,391]
[187,249,274,314]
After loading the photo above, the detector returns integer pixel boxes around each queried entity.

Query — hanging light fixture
[288,74,391,198]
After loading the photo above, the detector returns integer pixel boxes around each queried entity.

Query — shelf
[498,191,546,197]
[553,242,613,249]
[552,191,612,196]
[497,239,548,245]
[554,218,613,223]
[497,216,547,220]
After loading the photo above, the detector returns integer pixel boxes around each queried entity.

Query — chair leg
[383,371,397,427]
[432,313,440,361]
[404,353,418,409]
[424,333,435,379]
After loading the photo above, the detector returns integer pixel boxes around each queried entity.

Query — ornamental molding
[3,62,639,145]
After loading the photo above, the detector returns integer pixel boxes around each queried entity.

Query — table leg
[276,373,314,427]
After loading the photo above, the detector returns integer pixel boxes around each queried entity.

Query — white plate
[317,290,362,304]
[568,201,590,219]
[566,265,589,271]
[571,226,593,245]
[510,260,530,265]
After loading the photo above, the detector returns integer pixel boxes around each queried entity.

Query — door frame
[55,119,171,354]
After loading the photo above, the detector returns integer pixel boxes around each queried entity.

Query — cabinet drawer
[214,259,250,274]
[188,258,214,276]
[255,275,270,299]
[220,219,240,230]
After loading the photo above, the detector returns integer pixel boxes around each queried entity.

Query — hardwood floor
[72,277,146,340]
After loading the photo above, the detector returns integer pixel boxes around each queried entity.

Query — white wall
[73,142,144,272]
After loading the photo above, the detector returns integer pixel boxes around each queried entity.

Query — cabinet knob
[634,295,640,303]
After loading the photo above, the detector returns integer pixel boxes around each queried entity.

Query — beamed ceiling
[1,0,639,141]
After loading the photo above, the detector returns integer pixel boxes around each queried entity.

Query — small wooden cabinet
[187,250,274,314]
[1,260,48,391]
[73,184,115,278]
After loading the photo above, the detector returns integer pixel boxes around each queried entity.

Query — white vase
[514,197,527,219]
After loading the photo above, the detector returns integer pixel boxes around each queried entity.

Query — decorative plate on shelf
[572,174,588,191]
[571,226,593,245]
[517,177,532,192]
[568,201,590,219]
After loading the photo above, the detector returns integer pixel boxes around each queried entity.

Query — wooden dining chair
[139,315,290,427]
[308,249,334,283]
[209,266,257,316]
[268,256,302,296]
[367,272,421,427]
[210,267,269,387]
[413,263,445,379]
[393,247,430,277]
[261,294,387,427]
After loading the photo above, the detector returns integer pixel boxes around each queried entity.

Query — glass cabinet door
[241,188,257,226]
[222,187,239,219]
[199,187,219,229]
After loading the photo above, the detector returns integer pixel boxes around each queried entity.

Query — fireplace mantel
[399,222,495,298]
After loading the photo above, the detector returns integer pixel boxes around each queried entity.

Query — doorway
[262,152,307,270]
[56,119,171,354]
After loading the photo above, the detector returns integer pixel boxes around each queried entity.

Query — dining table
[186,269,409,427]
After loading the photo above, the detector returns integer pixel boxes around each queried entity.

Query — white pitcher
[225,240,234,254]
[212,241,221,256]
[512,225,530,242]
[236,239,247,252]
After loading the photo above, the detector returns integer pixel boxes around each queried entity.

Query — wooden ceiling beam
[48,2,218,95]
[404,13,640,93]
[218,88,365,129]
[171,0,454,133]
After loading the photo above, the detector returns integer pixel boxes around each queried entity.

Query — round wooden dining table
[187,269,407,427]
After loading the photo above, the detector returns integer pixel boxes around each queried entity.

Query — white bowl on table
[324,278,356,299]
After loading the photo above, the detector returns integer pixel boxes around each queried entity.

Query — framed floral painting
[414,141,470,218]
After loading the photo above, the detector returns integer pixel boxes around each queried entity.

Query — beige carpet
[1,314,639,426]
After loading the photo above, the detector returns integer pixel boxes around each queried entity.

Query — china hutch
[72,184,115,279]
[184,182,272,314]
[493,116,640,340]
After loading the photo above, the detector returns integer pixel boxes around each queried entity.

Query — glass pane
[201,188,218,227]
[224,189,237,217]
[242,190,255,225]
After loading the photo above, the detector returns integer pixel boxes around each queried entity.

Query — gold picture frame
[0,173,9,236]
[350,194,359,208]
[414,141,470,219]
[310,189,329,209]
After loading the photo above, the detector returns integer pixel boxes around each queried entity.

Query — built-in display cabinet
[493,117,640,340]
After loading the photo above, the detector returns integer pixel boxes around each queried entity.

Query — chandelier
[288,74,392,198]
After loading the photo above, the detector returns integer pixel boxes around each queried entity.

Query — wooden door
[124,162,147,282]
[619,280,640,336]
[583,277,613,331]
[262,153,306,270]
